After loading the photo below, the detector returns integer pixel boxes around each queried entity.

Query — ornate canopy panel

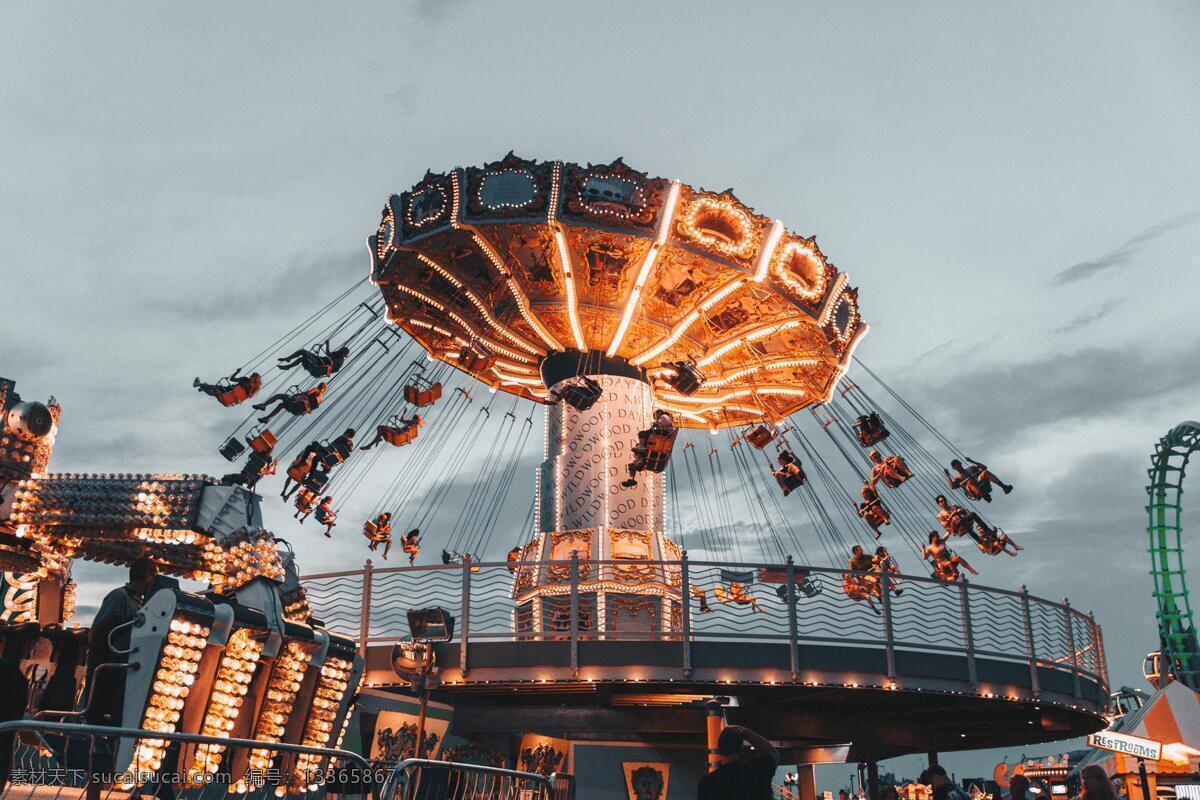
[370,154,868,428]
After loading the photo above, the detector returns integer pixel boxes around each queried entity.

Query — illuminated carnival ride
[0,378,362,796]
[186,155,1108,762]
[0,154,1111,792]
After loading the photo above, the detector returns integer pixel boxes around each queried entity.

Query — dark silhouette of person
[0,657,28,792]
[697,724,778,800]
[81,558,158,791]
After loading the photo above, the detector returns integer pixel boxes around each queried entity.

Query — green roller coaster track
[1149,421,1200,688]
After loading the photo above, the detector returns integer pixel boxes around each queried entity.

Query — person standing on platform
[1080,766,1119,800]
[697,724,778,800]
[1007,775,1031,800]
[920,766,968,800]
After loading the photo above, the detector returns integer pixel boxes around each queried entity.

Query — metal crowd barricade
[0,719,376,800]
[378,758,556,800]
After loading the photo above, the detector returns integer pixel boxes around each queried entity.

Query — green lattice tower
[1148,421,1200,689]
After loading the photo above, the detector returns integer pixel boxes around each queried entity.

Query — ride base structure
[309,155,1113,799]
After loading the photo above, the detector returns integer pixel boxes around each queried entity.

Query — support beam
[797,765,818,800]
[866,750,881,800]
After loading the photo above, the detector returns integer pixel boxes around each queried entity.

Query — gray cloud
[149,250,367,324]
[1050,211,1200,286]
[907,340,1200,451]
[1054,300,1117,334]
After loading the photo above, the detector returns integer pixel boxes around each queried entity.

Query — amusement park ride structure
[309,154,1108,767]
[0,153,1122,797]
[0,378,364,796]
[1145,421,1200,690]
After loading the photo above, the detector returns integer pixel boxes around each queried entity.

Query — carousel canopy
[370,153,868,429]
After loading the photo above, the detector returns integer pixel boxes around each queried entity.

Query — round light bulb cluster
[124,616,209,786]
[244,641,314,786]
[186,629,263,786]
[290,656,354,794]
[207,531,285,593]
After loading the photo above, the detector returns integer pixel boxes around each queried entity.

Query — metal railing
[0,719,375,800]
[302,556,1107,696]
[379,758,560,800]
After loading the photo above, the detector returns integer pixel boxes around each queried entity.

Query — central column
[536,350,664,538]
[537,373,663,536]
[516,351,679,636]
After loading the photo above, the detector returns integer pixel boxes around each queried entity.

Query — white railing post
[358,559,373,658]
[1091,610,1108,690]
[1063,598,1081,698]
[460,558,472,675]
[879,566,895,679]
[680,551,693,677]
[1020,585,1040,697]
[959,580,977,687]
[786,556,799,682]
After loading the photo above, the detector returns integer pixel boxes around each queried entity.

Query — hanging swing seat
[641,426,678,473]
[663,361,705,396]
[246,427,277,454]
[219,436,247,462]
[317,436,354,469]
[853,412,890,447]
[287,451,316,484]
[558,377,603,412]
[858,500,890,529]
[382,417,421,447]
[745,424,776,450]
[212,373,262,407]
[458,346,495,373]
[294,487,319,515]
[842,572,880,601]
[405,380,443,408]
[301,469,330,493]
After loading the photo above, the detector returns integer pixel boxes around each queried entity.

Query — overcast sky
[3,0,1199,785]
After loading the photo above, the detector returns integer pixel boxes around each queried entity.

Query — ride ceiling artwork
[370,153,867,429]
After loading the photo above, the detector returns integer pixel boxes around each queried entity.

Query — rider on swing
[973,520,1022,556]
[923,530,978,581]
[944,457,1013,502]
[313,496,336,537]
[844,545,881,611]
[361,415,422,450]
[546,376,603,410]
[874,545,903,595]
[621,409,675,488]
[278,339,351,378]
[253,382,327,424]
[868,449,912,489]
[194,368,262,406]
[935,494,983,538]
[221,446,277,489]
[773,449,806,495]
[400,529,421,565]
[363,512,393,559]
[855,483,891,539]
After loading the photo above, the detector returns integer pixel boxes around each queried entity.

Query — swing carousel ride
[187,154,1109,762]
[202,153,1018,589]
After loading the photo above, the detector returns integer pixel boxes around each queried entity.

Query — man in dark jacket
[84,557,158,725]
[697,724,778,800]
